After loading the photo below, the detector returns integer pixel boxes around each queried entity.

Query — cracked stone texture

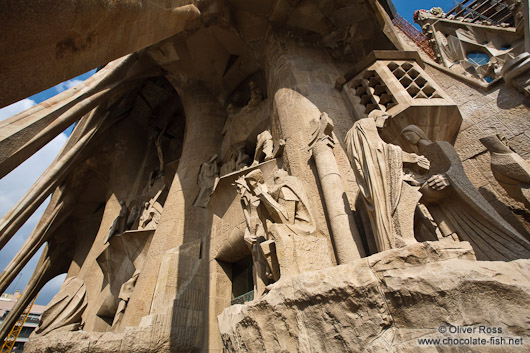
[218,239,530,352]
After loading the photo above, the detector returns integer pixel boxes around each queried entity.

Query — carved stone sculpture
[193,154,219,208]
[105,201,128,243]
[112,270,140,328]
[309,112,365,262]
[34,277,87,337]
[220,150,237,176]
[138,203,162,231]
[238,168,331,285]
[480,134,530,210]
[245,81,263,109]
[126,205,139,230]
[235,170,275,297]
[345,112,429,253]
[220,145,249,176]
[401,125,530,261]
[251,130,274,166]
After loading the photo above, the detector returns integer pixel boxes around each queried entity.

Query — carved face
[402,130,421,145]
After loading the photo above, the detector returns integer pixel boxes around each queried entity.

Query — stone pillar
[119,78,224,352]
[265,29,364,264]
[0,195,68,294]
[0,54,141,179]
[0,244,68,343]
[310,113,365,262]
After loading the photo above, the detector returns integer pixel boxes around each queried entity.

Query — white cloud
[54,79,83,93]
[0,98,67,304]
[0,98,36,120]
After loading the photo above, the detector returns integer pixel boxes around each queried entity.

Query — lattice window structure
[348,70,398,115]
[388,62,442,99]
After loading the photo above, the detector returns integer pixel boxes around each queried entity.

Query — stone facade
[0,1,529,352]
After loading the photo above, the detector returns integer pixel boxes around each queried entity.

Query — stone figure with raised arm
[234,170,277,297]
[193,154,219,208]
[251,130,274,166]
[245,168,331,278]
[480,134,530,210]
[345,111,430,253]
[401,125,530,261]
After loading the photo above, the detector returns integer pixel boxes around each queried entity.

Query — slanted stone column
[309,113,365,262]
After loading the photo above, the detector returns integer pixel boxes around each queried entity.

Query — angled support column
[309,112,366,263]
[0,190,71,294]
[0,54,149,178]
[0,110,109,250]
[0,244,70,343]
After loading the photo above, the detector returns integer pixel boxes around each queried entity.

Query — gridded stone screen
[341,55,462,145]
[388,62,442,99]
[348,70,397,115]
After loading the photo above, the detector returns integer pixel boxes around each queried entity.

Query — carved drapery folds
[34,277,88,336]
[345,112,430,252]
[233,168,332,298]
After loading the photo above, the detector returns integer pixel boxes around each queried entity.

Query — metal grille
[392,14,436,59]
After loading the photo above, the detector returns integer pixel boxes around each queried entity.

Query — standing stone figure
[105,201,128,243]
[345,112,430,252]
[235,170,276,297]
[251,130,274,166]
[112,270,140,328]
[401,125,530,261]
[193,154,219,208]
[480,134,530,210]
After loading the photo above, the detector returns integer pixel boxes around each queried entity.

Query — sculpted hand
[415,155,430,171]
[427,174,450,190]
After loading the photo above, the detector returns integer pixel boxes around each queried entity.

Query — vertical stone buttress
[264,29,365,263]
[119,79,224,351]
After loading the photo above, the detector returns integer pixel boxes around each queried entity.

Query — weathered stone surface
[219,240,530,352]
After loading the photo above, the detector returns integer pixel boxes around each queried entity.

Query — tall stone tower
[0,1,529,352]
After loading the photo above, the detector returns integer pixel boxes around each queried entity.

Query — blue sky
[393,0,457,27]
[0,1,459,306]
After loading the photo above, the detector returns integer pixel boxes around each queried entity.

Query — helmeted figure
[480,134,530,210]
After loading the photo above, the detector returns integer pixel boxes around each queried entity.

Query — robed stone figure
[345,112,429,253]
[401,125,530,261]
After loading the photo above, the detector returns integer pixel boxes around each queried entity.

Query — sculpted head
[479,134,512,153]
[273,169,288,184]
[244,169,265,191]
[401,125,430,145]
[368,110,391,128]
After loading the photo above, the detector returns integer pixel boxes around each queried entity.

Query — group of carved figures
[234,169,320,297]
[346,111,530,261]
[194,129,284,208]
[229,110,530,300]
